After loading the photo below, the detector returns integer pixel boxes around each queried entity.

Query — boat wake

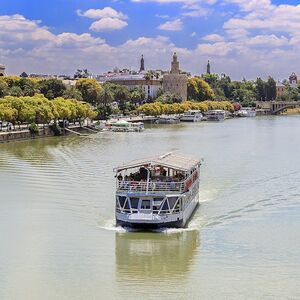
[98,218,200,234]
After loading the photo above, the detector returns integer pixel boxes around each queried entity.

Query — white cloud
[78,7,128,32]
[158,19,183,31]
[155,14,171,19]
[76,7,127,20]
[224,2,300,35]
[202,34,224,42]
[132,0,213,17]
[245,35,289,47]
[89,18,128,32]
[1,13,300,80]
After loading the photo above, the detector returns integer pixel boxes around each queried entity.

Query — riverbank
[0,125,94,143]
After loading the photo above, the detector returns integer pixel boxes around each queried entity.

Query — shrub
[49,123,62,136]
[28,122,39,135]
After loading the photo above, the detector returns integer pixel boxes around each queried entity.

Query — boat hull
[116,194,199,229]
[116,219,184,229]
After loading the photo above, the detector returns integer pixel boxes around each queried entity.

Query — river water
[0,117,299,299]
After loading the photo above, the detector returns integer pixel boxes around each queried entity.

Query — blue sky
[0,0,300,79]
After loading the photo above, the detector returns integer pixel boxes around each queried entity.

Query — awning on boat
[114,152,201,172]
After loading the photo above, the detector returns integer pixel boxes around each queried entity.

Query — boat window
[160,200,169,212]
[130,197,139,209]
[141,199,151,210]
[118,196,126,208]
[124,199,130,210]
[153,197,163,205]
[168,197,178,209]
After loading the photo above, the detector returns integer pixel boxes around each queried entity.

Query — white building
[99,74,162,100]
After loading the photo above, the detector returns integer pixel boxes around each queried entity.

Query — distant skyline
[1,0,300,80]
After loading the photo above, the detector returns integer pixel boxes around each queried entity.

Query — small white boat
[107,120,144,132]
[205,110,226,121]
[180,110,203,122]
[237,108,256,117]
[155,115,180,124]
[114,152,201,229]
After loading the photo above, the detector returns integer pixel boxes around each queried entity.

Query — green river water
[0,117,299,299]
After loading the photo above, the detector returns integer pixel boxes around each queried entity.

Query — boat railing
[116,207,181,215]
[116,180,185,193]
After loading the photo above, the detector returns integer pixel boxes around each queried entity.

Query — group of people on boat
[116,166,187,192]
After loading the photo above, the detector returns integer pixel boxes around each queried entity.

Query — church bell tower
[140,55,145,72]
[207,60,211,74]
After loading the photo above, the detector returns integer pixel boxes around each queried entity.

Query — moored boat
[114,152,201,229]
[155,115,180,124]
[180,110,203,122]
[107,120,144,132]
[204,110,226,121]
[236,108,256,117]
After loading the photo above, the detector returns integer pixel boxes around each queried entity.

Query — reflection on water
[115,230,199,280]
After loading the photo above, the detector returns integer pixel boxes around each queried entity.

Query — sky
[0,0,300,79]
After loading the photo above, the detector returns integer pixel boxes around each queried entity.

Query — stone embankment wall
[0,127,55,143]
[0,126,91,143]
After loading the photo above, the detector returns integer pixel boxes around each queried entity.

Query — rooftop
[114,152,201,172]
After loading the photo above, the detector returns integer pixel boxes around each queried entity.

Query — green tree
[9,86,24,97]
[38,78,66,99]
[255,77,266,101]
[130,87,145,104]
[75,78,102,105]
[265,76,276,101]
[63,86,83,101]
[0,79,9,98]
[187,77,214,101]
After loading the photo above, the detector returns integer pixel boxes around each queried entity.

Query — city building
[99,74,162,100]
[276,81,285,98]
[289,72,298,87]
[0,64,6,76]
[97,55,163,100]
[162,53,188,101]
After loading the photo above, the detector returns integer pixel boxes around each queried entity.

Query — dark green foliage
[49,123,62,136]
[28,122,39,135]
[38,79,66,99]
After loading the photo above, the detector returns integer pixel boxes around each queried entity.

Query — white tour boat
[107,120,144,132]
[180,110,203,122]
[114,152,201,229]
[204,110,226,121]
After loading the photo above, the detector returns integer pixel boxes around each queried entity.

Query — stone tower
[289,72,297,87]
[162,53,188,101]
[171,52,180,74]
[140,55,145,72]
[207,60,211,74]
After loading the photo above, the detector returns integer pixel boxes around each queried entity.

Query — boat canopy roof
[114,152,200,172]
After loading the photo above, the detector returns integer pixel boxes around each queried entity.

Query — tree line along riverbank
[0,94,96,133]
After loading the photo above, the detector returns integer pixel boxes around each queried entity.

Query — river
[0,117,299,299]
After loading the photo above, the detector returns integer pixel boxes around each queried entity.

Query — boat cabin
[114,152,201,226]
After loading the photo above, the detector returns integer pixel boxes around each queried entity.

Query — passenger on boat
[160,167,167,177]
